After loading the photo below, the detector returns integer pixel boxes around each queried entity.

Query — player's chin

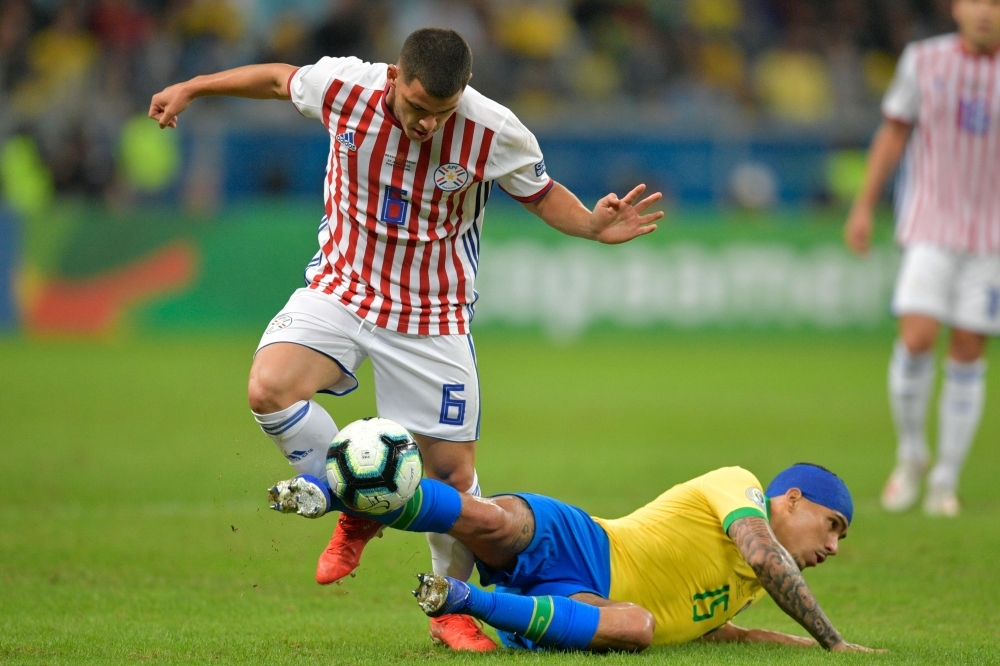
[408,128,433,142]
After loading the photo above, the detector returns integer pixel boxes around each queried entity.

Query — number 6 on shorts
[439,384,466,426]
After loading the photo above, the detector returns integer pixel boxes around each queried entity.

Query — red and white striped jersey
[288,57,553,335]
[884,35,1000,253]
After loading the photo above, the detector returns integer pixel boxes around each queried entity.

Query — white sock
[253,400,337,480]
[888,340,935,466]
[928,359,986,491]
[427,471,480,581]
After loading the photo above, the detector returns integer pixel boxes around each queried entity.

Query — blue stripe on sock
[946,363,985,383]
[261,402,310,435]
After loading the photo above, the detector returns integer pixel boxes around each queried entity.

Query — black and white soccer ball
[325,417,422,515]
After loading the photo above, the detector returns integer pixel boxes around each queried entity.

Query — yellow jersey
[593,466,769,645]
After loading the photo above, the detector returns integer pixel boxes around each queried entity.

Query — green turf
[1,331,998,664]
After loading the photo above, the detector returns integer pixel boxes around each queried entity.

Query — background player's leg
[926,328,988,516]
[883,315,938,511]
[249,342,344,478]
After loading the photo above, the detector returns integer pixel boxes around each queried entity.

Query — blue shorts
[475,493,612,599]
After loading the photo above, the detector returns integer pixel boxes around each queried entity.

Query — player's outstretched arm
[522,182,663,244]
[727,516,879,653]
[699,621,817,647]
[844,118,912,255]
[149,64,297,129]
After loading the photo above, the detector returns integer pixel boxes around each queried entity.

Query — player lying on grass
[270,464,878,652]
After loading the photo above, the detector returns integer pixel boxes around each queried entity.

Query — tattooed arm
[699,621,817,647]
[726,516,847,650]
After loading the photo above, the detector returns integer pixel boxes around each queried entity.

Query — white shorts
[256,288,481,441]
[892,244,1000,335]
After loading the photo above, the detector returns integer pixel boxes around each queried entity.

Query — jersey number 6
[380,186,409,225]
[439,384,466,426]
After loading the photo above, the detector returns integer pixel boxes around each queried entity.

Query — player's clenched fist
[590,184,664,245]
[149,83,192,129]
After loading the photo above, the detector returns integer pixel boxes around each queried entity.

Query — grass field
[2,330,999,665]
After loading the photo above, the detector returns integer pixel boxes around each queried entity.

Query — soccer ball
[326,417,423,515]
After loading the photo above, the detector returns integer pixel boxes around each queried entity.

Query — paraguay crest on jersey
[434,163,469,191]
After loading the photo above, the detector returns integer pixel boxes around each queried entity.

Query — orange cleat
[315,513,384,585]
[429,614,498,652]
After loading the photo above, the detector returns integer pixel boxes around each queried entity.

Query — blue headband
[765,464,853,525]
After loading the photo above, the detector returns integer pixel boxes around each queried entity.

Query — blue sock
[323,478,463,534]
[458,584,600,650]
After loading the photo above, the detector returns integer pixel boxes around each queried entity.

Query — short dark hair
[398,28,473,99]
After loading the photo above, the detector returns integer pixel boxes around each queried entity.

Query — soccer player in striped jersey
[845,0,1000,517]
[149,28,662,650]
[270,463,878,653]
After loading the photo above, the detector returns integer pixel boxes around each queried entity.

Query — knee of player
[423,463,475,491]
[463,497,510,539]
[610,605,656,652]
[586,604,656,654]
[247,372,293,414]
[948,331,987,362]
[900,326,936,354]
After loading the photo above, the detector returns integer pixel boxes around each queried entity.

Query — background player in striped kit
[148,28,663,650]
[845,0,1000,517]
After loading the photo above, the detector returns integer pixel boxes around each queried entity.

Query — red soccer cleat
[429,614,498,652]
[315,513,384,585]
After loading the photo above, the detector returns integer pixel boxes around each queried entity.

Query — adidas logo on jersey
[336,131,358,151]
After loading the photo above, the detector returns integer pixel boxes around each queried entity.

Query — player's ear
[387,64,399,86]
[786,487,802,510]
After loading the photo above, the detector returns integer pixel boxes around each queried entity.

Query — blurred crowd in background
[0,0,954,203]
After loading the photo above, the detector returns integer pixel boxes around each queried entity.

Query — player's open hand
[590,184,663,244]
[844,205,874,256]
[149,83,193,129]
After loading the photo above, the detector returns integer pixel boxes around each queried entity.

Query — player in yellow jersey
[271,462,878,652]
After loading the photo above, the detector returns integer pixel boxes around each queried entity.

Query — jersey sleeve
[288,57,358,122]
[697,467,768,534]
[882,44,919,123]
[493,113,554,203]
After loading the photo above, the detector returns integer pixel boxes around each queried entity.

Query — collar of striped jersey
[381,83,403,129]
[958,36,1000,58]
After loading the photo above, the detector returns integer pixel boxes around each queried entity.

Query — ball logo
[266,315,293,334]
[746,487,767,513]
[434,163,469,191]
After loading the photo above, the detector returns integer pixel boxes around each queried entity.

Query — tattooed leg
[445,494,536,570]
[727,516,844,650]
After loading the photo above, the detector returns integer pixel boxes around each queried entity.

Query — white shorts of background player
[892,244,1000,336]
[257,288,481,442]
